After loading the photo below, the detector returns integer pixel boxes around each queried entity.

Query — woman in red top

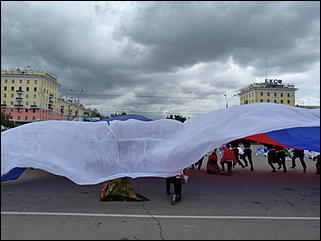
[207,149,220,174]
[220,144,237,173]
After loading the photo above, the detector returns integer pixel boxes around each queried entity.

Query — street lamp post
[70,89,84,120]
[224,94,237,108]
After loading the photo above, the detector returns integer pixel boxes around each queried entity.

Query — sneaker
[278,166,282,170]
[272,169,276,172]
[171,194,176,205]
[290,166,296,169]
[250,167,254,171]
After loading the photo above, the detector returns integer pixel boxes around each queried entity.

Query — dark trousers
[268,151,277,171]
[277,152,287,172]
[191,157,203,170]
[166,177,182,201]
[292,154,307,172]
[233,148,244,168]
[221,161,233,173]
[241,149,253,169]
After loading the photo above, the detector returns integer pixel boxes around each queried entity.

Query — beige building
[1,69,94,123]
[238,79,297,106]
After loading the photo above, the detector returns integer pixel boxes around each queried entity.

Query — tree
[110,112,127,117]
[1,111,14,128]
[166,114,187,123]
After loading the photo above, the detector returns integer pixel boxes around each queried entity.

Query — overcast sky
[1,1,320,118]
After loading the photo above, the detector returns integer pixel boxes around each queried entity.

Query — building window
[11,87,14,91]
[274,100,277,103]
[33,94,37,98]
[260,99,263,102]
[33,109,36,113]
[25,116,28,120]
[2,101,6,105]
[10,101,14,105]
[26,87,29,91]
[280,93,283,97]
[33,101,36,105]
[267,99,270,102]
[12,79,15,84]
[34,87,37,91]
[4,79,8,83]
[27,80,30,84]
[4,86,7,91]
[11,94,14,98]
[280,100,283,104]
[26,94,29,98]
[34,80,37,84]
[287,93,290,97]
[17,116,20,120]
[3,93,6,98]
[32,116,36,120]
[10,109,13,112]
[26,103,29,107]
[18,109,22,113]
[287,100,290,104]
[267,92,270,96]
[19,80,23,84]
[260,92,263,96]
[19,86,22,91]
[274,93,277,97]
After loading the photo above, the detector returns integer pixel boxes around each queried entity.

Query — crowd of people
[190,139,320,175]
[166,141,320,205]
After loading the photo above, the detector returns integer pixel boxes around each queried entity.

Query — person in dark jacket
[276,145,287,172]
[241,139,254,171]
[166,168,189,205]
[291,148,307,173]
[266,144,278,172]
[314,154,320,174]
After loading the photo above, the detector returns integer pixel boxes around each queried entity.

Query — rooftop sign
[265,79,282,85]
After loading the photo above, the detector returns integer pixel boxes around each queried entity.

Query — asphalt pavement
[1,148,320,240]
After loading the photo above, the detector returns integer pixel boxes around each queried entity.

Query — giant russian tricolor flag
[1,103,319,185]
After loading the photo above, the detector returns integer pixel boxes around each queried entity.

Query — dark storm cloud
[116,1,319,73]
[1,1,320,117]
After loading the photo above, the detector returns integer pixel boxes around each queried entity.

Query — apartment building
[238,79,297,106]
[1,69,93,124]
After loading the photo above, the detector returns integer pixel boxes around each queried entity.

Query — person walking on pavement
[166,168,189,205]
[241,139,254,171]
[276,145,287,172]
[266,144,278,172]
[291,148,307,173]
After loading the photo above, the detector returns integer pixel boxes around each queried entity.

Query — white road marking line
[1,211,320,220]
